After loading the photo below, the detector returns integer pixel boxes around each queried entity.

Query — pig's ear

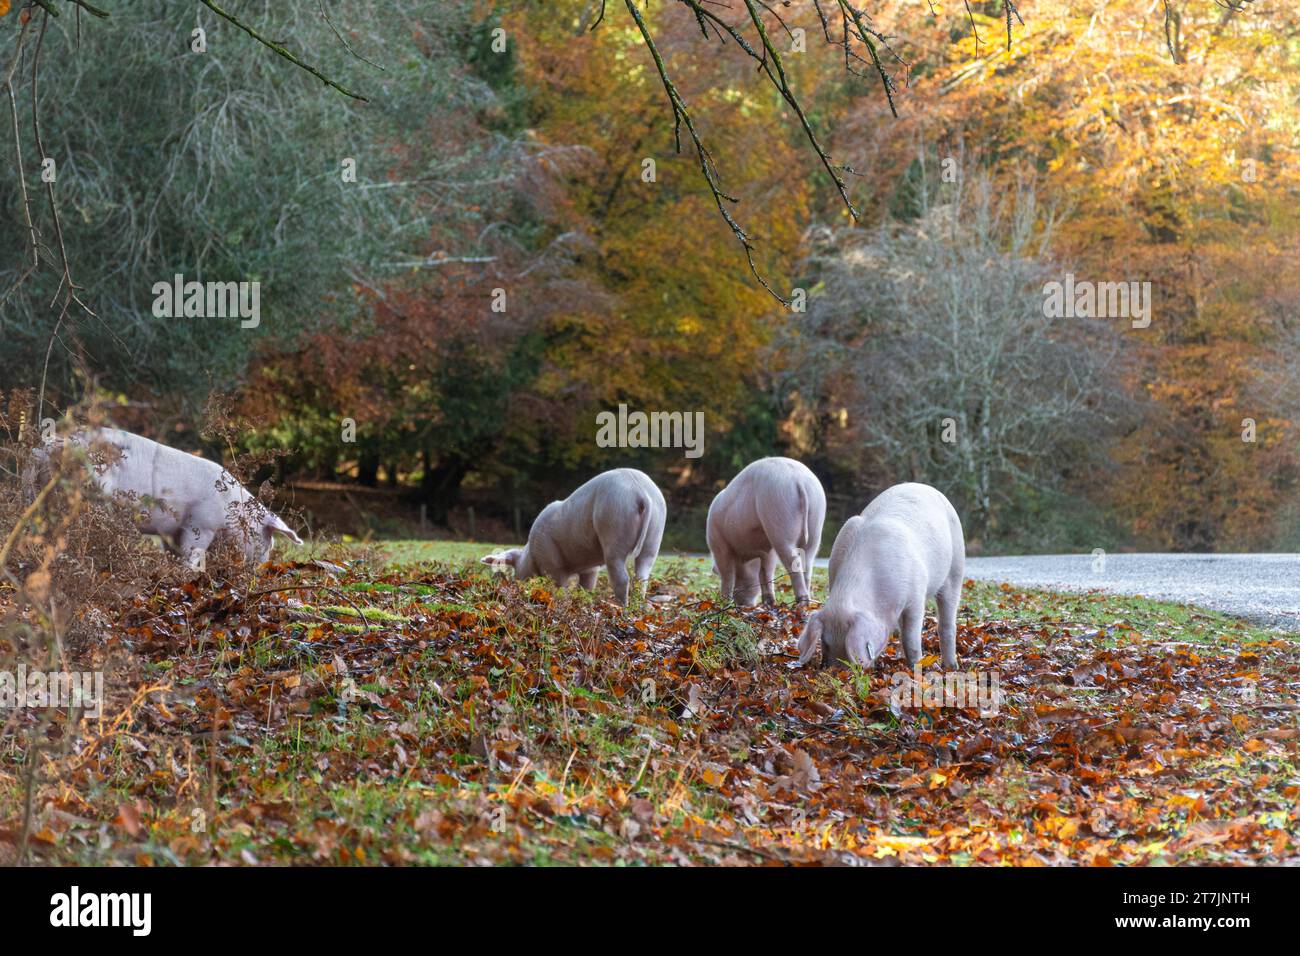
[797,612,825,666]
[266,514,303,545]
[844,614,875,667]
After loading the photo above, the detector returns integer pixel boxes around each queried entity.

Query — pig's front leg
[899,604,924,667]
[175,525,215,571]
[578,569,599,590]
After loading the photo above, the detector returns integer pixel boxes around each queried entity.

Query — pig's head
[480,547,536,580]
[797,609,887,669]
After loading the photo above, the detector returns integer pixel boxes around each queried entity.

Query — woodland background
[3,0,1298,554]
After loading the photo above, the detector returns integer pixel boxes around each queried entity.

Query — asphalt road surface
[962,553,1300,631]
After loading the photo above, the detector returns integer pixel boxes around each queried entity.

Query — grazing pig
[481,468,666,605]
[707,457,825,605]
[41,427,302,569]
[797,482,964,670]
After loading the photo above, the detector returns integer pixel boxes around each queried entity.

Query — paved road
[704,551,1300,630]
[960,553,1300,631]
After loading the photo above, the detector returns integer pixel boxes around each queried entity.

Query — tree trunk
[420,447,470,525]
[357,450,379,487]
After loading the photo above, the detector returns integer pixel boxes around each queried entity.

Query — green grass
[962,579,1293,643]
[346,538,504,568]
[310,539,1295,641]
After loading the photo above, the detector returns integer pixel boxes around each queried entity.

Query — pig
[706,457,826,606]
[797,482,964,670]
[481,468,666,605]
[37,427,302,569]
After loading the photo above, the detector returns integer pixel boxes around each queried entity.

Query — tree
[503,0,815,482]
[776,168,1132,540]
[1,1,523,414]
[819,0,1300,549]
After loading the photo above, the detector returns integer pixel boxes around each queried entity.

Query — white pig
[798,482,964,670]
[39,427,302,569]
[481,468,666,605]
[707,457,826,605]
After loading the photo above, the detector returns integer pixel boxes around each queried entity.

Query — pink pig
[798,482,964,670]
[482,468,666,605]
[36,427,302,569]
[706,457,826,605]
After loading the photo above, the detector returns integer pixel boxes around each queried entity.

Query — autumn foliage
[225,0,1300,551]
[2,549,1295,865]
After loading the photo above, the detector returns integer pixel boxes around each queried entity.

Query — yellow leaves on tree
[509,0,816,467]
[833,0,1300,549]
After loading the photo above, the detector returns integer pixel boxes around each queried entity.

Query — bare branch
[199,0,370,102]
[622,0,789,303]
[316,0,385,72]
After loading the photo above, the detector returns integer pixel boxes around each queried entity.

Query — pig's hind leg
[757,501,809,605]
[604,558,631,606]
[578,569,599,590]
[772,543,810,604]
[713,547,737,603]
[802,526,823,603]
[758,552,777,606]
[632,538,660,604]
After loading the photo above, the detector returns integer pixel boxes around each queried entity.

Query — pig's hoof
[942,657,959,671]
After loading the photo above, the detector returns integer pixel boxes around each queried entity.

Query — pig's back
[560,469,659,545]
[559,469,662,564]
[572,468,661,510]
[861,483,962,586]
[718,456,819,518]
[91,428,241,508]
[730,456,815,493]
